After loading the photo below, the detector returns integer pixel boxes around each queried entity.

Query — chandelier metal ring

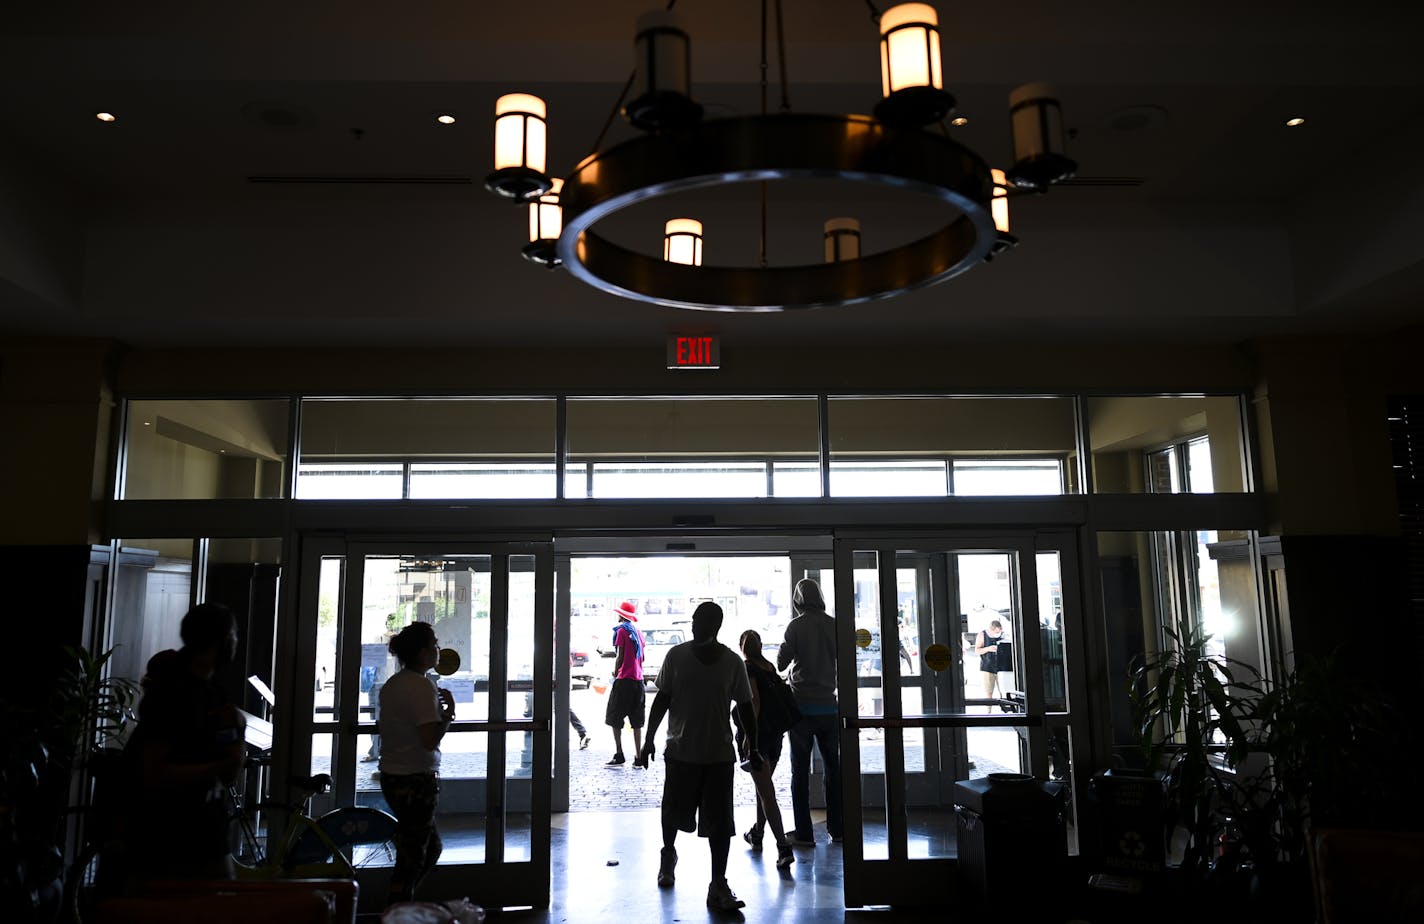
[556,113,997,312]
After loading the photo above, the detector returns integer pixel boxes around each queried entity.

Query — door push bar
[846,714,1044,730]
[448,719,550,733]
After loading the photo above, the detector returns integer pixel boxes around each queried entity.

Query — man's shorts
[604,677,646,728]
[660,758,735,839]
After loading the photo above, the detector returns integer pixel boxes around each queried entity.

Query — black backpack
[756,667,803,737]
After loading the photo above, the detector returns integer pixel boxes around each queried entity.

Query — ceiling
[2,1,1422,349]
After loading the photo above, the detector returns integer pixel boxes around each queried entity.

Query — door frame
[833,529,1087,909]
[275,534,555,911]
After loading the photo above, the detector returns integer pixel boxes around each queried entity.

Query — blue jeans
[789,712,842,839]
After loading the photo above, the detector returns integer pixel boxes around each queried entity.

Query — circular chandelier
[485,2,1076,312]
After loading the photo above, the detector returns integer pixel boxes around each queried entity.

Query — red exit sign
[666,334,720,370]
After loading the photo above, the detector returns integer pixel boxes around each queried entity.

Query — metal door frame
[834,529,1086,909]
[276,534,555,911]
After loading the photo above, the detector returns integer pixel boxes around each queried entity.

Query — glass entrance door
[281,538,554,911]
[833,533,1085,908]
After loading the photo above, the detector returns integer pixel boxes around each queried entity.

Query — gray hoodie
[777,579,837,706]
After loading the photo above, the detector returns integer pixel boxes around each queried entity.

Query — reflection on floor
[358,808,1269,924]
[432,808,919,923]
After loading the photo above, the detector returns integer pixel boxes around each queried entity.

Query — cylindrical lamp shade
[990,169,1010,234]
[494,93,547,172]
[625,10,703,132]
[528,178,563,243]
[634,11,692,100]
[1006,82,1077,189]
[879,4,943,96]
[824,217,861,263]
[663,218,703,266]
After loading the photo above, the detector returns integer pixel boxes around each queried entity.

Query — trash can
[954,772,1066,904]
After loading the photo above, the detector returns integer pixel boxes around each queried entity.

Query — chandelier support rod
[775,0,791,113]
[589,70,636,157]
[759,0,769,268]
[862,0,882,24]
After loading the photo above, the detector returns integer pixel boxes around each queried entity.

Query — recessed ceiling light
[436,114,456,125]
[950,116,968,126]
[142,421,151,426]
[96,112,116,122]
[1285,117,1306,127]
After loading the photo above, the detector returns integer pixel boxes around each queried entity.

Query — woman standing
[975,619,1004,713]
[379,622,455,905]
[737,630,795,870]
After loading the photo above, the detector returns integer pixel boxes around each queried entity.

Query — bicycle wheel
[289,805,398,869]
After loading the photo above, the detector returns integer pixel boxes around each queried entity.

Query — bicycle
[231,755,399,879]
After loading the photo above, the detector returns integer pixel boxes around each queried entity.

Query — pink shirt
[614,622,644,681]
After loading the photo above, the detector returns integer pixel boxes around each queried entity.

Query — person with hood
[604,599,646,765]
[777,578,843,846]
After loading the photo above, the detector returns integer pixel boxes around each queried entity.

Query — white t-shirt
[656,640,753,764]
[378,668,443,774]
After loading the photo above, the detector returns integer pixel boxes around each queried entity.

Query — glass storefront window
[122,399,290,499]
[297,399,557,499]
[828,396,1078,497]
[1096,530,1262,748]
[566,398,819,499]
[1087,396,1245,493]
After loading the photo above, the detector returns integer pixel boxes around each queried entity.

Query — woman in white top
[378,622,454,905]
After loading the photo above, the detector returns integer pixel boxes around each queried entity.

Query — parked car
[639,627,686,687]
[570,647,591,689]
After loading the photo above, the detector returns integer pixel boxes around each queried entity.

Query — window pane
[828,396,1079,493]
[1096,530,1262,749]
[591,461,767,498]
[772,461,821,497]
[297,463,403,499]
[297,398,556,499]
[566,398,819,498]
[953,459,1063,496]
[122,399,290,499]
[1087,396,1244,493]
[107,539,194,687]
[830,460,946,497]
[409,463,557,499]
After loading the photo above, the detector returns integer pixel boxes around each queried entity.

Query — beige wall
[0,340,115,544]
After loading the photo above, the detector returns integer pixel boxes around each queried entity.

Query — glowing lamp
[874,3,954,126]
[522,178,563,268]
[663,218,703,266]
[485,93,552,200]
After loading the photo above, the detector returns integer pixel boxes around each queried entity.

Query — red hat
[613,600,638,622]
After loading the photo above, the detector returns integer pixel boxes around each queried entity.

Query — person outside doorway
[604,600,645,765]
[975,619,1005,713]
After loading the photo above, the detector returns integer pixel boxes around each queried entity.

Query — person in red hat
[604,599,646,765]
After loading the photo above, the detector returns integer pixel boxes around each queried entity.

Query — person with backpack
[734,629,796,870]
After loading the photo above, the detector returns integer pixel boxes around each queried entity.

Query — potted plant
[1228,653,1401,911]
[0,646,138,923]
[1129,624,1259,880]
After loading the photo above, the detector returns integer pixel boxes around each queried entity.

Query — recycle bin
[953,772,1066,904]
[1089,769,1166,876]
